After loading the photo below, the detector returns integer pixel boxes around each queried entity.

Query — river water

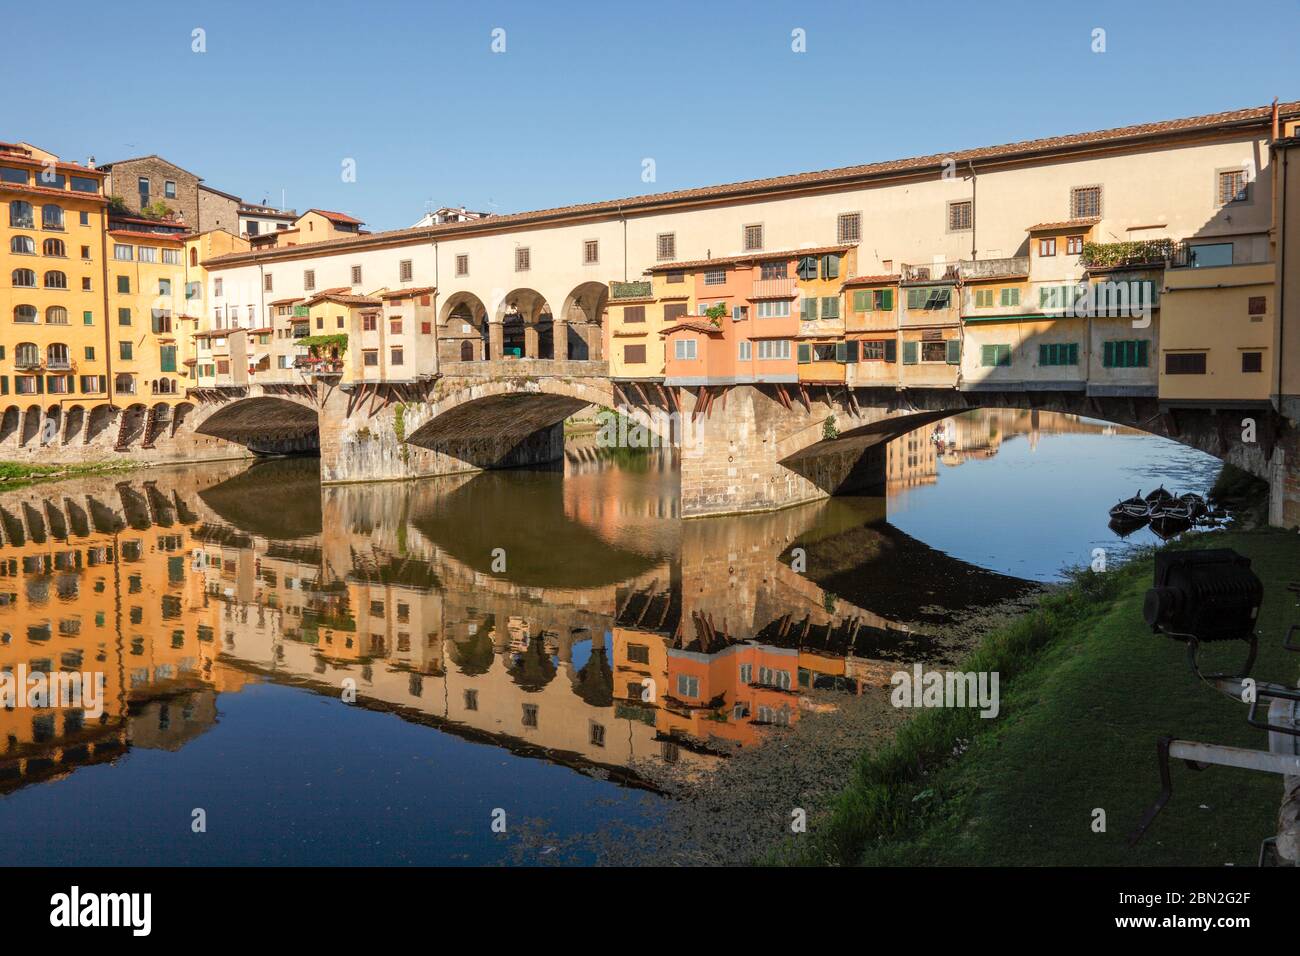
[0,409,1222,864]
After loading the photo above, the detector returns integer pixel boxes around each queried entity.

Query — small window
[214,277,223,296]
[264,273,273,292]
[743,224,764,251]
[515,247,530,272]
[1038,237,1057,257]
[947,200,972,231]
[674,338,698,360]
[1165,352,1207,375]
[1066,235,1084,255]
[704,269,726,286]
[455,254,469,276]
[739,340,752,361]
[350,264,362,285]
[1218,169,1249,205]
[837,212,861,244]
[390,346,404,366]
[164,180,177,199]
[1248,296,1266,316]
[363,350,378,366]
[1070,185,1102,219]
[303,269,315,290]
[1241,351,1263,373]
[623,305,646,323]
[980,344,1012,367]
[623,344,646,364]
[399,259,413,281]
[656,233,676,261]
[665,269,685,284]
[583,239,599,264]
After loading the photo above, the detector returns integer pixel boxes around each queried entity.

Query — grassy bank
[777,527,1300,866]
[0,460,136,489]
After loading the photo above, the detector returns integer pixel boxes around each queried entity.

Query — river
[0,409,1224,864]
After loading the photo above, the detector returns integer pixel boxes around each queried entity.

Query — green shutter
[1067,343,1079,366]
[797,343,811,364]
[821,296,839,318]
[854,290,870,312]
[982,344,997,366]
[801,298,816,320]
[160,346,176,373]
[843,340,858,362]
[998,345,1011,366]
[822,254,840,279]
[902,341,918,365]
[947,340,961,364]
[884,339,897,362]
[880,289,893,311]
[835,341,848,362]
[1102,341,1114,368]
[1137,339,1149,367]
[1038,343,1050,366]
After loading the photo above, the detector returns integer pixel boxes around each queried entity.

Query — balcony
[901,261,962,283]
[749,276,796,299]
[609,280,652,300]
[1080,239,1174,271]
[959,256,1029,280]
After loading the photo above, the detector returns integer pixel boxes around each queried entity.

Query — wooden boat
[1109,491,1150,522]
[1144,486,1175,506]
[1149,498,1194,522]
[1149,512,1192,540]
[1178,492,1208,518]
[1108,516,1145,538]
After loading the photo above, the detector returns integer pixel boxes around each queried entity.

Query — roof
[659,321,724,336]
[1026,218,1100,233]
[0,180,107,204]
[239,204,297,218]
[0,148,106,177]
[841,274,901,287]
[303,290,381,307]
[200,183,242,202]
[305,208,364,226]
[378,286,436,300]
[205,99,1300,269]
[646,245,854,274]
[97,154,196,177]
[268,296,305,306]
[108,229,184,243]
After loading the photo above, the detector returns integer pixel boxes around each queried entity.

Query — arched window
[46,344,70,368]
[41,205,64,229]
[114,373,136,395]
[42,238,65,257]
[9,200,34,228]
[460,340,474,361]
[45,306,69,325]
[12,268,36,287]
[44,271,67,289]
[15,343,39,367]
[10,235,34,255]
[13,305,37,323]
[189,247,198,267]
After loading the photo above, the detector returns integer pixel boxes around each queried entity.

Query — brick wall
[104,158,201,227]
[198,188,240,234]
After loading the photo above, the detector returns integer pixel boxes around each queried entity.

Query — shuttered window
[1102,339,1149,368]
[981,344,1012,367]
[623,344,646,364]
[623,305,645,323]
[1165,352,1207,375]
[662,302,687,323]
[902,341,918,364]
[820,296,839,319]
[1038,342,1079,366]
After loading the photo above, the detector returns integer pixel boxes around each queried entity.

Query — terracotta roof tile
[205,100,1300,268]
[378,286,436,300]
[1026,218,1100,232]
[841,274,901,287]
[646,245,853,273]
[307,208,364,225]
[659,321,723,336]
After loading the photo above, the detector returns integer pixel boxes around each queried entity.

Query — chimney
[86,155,96,169]
[1272,97,1280,142]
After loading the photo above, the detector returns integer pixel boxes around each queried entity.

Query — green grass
[775,528,1300,866]
[0,460,135,487]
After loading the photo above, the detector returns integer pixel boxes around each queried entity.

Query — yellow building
[1,142,111,437]
[105,228,187,403]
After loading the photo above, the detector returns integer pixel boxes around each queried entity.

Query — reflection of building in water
[0,452,1025,795]
[0,465,256,793]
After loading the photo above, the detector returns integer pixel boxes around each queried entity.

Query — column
[488,317,504,361]
[553,317,569,361]
[523,320,539,359]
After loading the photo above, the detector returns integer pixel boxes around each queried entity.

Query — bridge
[4,356,1296,523]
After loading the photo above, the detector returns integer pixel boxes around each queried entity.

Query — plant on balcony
[705,302,728,327]
[1079,239,1174,269]
[611,280,652,299]
[298,333,348,355]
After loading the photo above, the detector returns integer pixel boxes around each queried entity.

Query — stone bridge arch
[193,394,321,455]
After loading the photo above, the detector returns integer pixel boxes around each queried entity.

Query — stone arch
[116,403,148,449]
[19,405,42,446]
[194,395,320,454]
[559,281,609,361]
[62,404,85,445]
[494,287,550,359]
[1,405,21,446]
[40,405,61,448]
[170,401,195,437]
[85,404,116,445]
[437,291,489,364]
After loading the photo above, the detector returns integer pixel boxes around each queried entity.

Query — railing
[749,276,796,299]
[901,261,961,283]
[959,256,1029,280]
[1080,239,1175,270]
[610,280,652,300]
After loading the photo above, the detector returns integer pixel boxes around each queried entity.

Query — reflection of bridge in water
[0,446,1031,795]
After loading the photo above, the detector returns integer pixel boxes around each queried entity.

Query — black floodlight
[1143,548,1262,679]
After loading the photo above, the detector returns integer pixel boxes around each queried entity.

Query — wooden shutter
[623,344,646,364]
[1137,340,1149,367]
[902,341,918,365]
[947,340,961,364]
[821,296,839,318]
[835,341,849,362]
[624,306,646,323]
[884,339,897,362]
[801,298,816,320]
[854,290,870,312]
[797,343,811,364]
[663,302,687,323]
[822,254,839,279]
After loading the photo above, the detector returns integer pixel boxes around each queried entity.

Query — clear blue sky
[6,0,1297,231]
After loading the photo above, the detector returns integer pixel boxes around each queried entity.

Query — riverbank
[774,525,1300,866]
[0,459,137,490]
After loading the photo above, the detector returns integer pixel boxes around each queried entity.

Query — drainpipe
[432,236,440,375]
[100,205,113,407]
[1278,145,1288,413]
[967,161,977,260]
